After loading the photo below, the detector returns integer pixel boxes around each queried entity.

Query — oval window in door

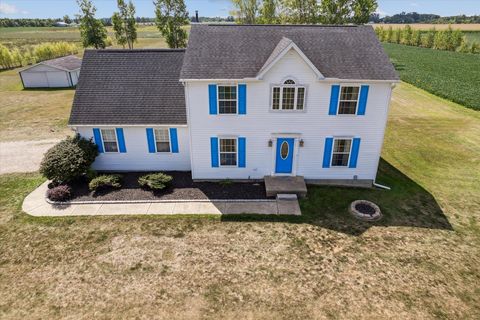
[280,141,289,160]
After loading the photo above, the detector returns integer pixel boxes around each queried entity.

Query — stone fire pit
[349,200,382,221]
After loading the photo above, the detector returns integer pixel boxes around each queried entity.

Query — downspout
[373,181,390,190]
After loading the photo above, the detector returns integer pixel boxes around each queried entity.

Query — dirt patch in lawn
[68,171,268,201]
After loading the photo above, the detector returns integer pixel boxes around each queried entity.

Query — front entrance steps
[264,175,307,198]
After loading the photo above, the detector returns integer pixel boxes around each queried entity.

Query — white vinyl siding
[185,47,393,181]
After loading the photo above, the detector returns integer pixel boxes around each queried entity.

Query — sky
[0,0,479,19]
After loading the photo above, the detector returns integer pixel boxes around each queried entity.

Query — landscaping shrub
[40,140,89,183]
[71,134,98,165]
[40,136,99,183]
[85,168,98,181]
[46,185,72,202]
[138,173,173,190]
[89,174,122,192]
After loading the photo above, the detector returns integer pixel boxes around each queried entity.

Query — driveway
[0,139,59,174]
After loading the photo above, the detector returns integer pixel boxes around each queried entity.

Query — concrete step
[264,175,307,198]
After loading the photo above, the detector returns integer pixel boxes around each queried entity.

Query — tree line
[370,12,480,24]
[375,25,480,54]
[0,42,79,70]
[230,0,377,24]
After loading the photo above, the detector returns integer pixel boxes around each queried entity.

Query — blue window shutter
[357,85,369,115]
[349,138,361,168]
[210,137,219,167]
[169,128,179,153]
[322,137,333,168]
[146,128,156,153]
[329,85,340,115]
[116,128,126,153]
[209,84,217,115]
[238,137,246,167]
[93,128,104,153]
[238,84,247,115]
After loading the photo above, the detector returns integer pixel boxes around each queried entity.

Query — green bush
[89,174,122,192]
[85,168,98,181]
[40,140,90,183]
[138,173,173,190]
[71,134,98,165]
[40,136,99,183]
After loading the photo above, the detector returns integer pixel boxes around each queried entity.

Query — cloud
[0,3,28,15]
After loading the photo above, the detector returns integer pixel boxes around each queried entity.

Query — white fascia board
[68,124,189,128]
[321,78,400,84]
[179,78,260,82]
[256,42,325,80]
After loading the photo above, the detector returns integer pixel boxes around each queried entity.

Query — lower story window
[154,128,170,152]
[101,129,118,153]
[219,138,237,166]
[331,138,352,167]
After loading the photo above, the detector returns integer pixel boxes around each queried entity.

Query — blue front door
[275,138,294,174]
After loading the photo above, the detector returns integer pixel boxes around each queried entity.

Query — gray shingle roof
[69,49,186,125]
[41,55,82,71]
[180,24,399,81]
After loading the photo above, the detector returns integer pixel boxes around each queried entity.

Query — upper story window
[100,129,119,153]
[338,86,360,114]
[218,85,237,114]
[154,128,170,152]
[272,79,305,111]
[331,138,352,167]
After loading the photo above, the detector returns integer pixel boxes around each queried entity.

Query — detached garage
[19,55,82,88]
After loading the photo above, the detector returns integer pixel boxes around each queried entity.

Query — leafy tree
[352,0,377,24]
[63,15,72,24]
[76,0,108,49]
[231,0,259,24]
[281,0,319,24]
[112,0,137,49]
[258,0,278,24]
[154,0,189,48]
[320,0,352,24]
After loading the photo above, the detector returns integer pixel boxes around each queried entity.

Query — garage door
[22,72,49,88]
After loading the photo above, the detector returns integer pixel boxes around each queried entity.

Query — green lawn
[0,83,479,318]
[383,43,480,110]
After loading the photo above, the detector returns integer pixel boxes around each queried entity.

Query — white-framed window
[218,85,237,114]
[154,128,170,152]
[272,79,305,110]
[100,128,119,153]
[338,86,360,115]
[219,138,237,166]
[331,138,352,167]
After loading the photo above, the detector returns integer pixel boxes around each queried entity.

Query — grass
[383,42,480,110]
[0,83,479,318]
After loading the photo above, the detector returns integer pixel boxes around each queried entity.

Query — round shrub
[89,174,122,192]
[40,140,89,183]
[46,185,72,202]
[138,172,173,190]
[71,134,99,165]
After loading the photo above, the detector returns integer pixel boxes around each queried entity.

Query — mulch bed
[68,171,268,201]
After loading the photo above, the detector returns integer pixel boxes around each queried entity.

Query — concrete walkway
[22,181,302,217]
[0,139,59,174]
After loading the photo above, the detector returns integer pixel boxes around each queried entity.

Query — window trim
[100,128,119,153]
[330,137,353,168]
[153,127,171,153]
[337,85,360,116]
[270,81,307,111]
[218,136,238,167]
[217,84,238,115]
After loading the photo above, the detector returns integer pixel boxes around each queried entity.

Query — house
[19,55,81,88]
[68,24,399,187]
